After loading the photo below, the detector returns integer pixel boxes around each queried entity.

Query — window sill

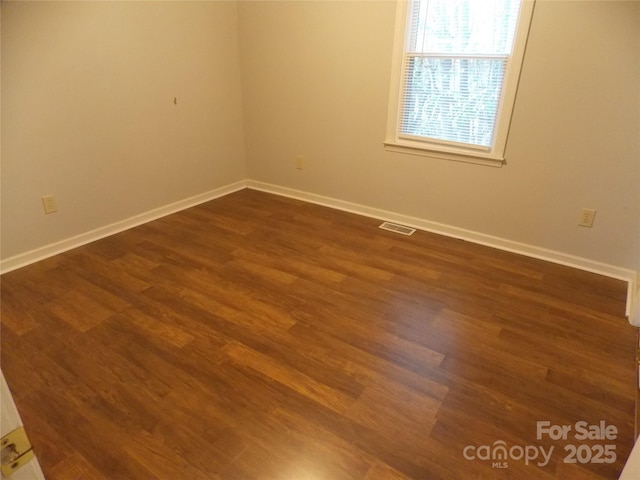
[383,142,505,168]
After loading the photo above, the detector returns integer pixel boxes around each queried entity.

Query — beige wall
[2,1,639,274]
[1,1,246,259]
[238,0,640,271]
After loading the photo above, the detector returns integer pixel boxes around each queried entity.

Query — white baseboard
[0,180,247,274]
[2,177,637,322]
[247,179,637,317]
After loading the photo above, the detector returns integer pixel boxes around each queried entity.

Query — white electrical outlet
[578,208,596,227]
[42,195,58,214]
[296,156,304,170]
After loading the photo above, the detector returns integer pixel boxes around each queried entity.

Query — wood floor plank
[222,341,358,414]
[1,188,636,480]
[47,451,108,480]
[363,461,415,480]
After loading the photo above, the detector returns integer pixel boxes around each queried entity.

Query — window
[385,0,535,166]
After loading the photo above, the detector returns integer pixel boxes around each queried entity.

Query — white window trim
[384,0,536,167]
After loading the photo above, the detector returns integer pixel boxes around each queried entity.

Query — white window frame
[384,0,536,167]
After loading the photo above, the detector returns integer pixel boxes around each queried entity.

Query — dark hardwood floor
[1,188,637,479]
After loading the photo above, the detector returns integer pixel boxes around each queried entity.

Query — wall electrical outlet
[295,156,304,170]
[578,208,596,228]
[42,195,58,214]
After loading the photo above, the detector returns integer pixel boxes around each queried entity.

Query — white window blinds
[398,0,523,150]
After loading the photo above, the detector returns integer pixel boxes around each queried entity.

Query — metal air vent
[378,222,416,236]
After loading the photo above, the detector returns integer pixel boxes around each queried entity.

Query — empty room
[1,1,639,479]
